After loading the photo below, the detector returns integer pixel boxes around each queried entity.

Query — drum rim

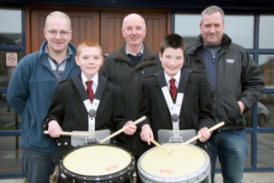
[137,144,210,183]
[60,144,135,182]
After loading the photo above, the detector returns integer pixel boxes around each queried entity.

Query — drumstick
[99,116,146,144]
[44,130,93,137]
[149,138,172,155]
[181,121,225,146]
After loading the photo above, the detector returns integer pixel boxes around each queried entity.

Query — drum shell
[137,144,210,183]
[59,144,135,183]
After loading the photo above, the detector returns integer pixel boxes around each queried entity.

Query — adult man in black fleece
[186,5,264,183]
[101,13,161,182]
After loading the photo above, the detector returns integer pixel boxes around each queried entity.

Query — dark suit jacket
[141,68,215,141]
[43,74,126,164]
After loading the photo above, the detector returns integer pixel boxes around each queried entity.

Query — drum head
[138,144,210,183]
[60,144,135,182]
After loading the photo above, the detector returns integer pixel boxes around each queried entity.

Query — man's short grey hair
[122,13,146,29]
[45,11,72,30]
[201,5,225,23]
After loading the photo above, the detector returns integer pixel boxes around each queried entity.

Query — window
[257,132,274,167]
[259,54,274,88]
[224,16,253,48]
[0,7,23,177]
[0,9,22,46]
[259,16,274,49]
[174,15,200,44]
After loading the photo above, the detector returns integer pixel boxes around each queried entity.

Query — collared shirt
[164,70,181,89]
[126,45,144,67]
[45,45,73,81]
[81,72,98,94]
[125,45,144,56]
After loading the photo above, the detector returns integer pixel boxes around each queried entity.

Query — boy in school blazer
[43,39,137,164]
[140,34,215,146]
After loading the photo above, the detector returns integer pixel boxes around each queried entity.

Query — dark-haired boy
[140,34,215,147]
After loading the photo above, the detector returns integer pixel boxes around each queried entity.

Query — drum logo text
[105,164,118,171]
[160,169,174,174]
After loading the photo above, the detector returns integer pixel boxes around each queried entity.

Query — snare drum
[138,144,210,183]
[59,144,135,183]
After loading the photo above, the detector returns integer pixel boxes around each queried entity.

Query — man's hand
[198,127,211,142]
[238,101,245,114]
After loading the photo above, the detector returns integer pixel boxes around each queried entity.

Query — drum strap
[156,69,191,138]
[71,75,107,132]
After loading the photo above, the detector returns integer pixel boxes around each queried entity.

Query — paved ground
[1,172,274,183]
[215,172,274,183]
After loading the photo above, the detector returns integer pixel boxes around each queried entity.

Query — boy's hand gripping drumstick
[99,116,146,144]
[181,121,225,146]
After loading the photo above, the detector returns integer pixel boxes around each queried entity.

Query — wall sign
[6,52,18,67]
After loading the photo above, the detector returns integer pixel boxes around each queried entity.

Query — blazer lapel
[94,75,107,100]
[155,70,173,128]
[71,75,89,101]
[178,67,192,93]
[93,75,108,117]
[70,75,89,118]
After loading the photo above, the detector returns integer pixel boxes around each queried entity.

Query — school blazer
[141,68,215,141]
[43,74,126,163]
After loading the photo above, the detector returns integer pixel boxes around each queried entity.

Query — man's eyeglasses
[47,30,71,36]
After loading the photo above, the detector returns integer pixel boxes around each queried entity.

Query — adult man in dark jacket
[186,5,264,183]
[101,13,161,173]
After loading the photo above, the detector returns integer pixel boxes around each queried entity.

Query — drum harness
[71,75,107,144]
[156,69,191,143]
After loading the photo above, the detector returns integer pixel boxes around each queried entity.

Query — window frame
[0,6,25,178]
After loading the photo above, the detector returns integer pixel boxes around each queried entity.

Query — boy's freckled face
[75,46,103,79]
[160,47,184,77]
